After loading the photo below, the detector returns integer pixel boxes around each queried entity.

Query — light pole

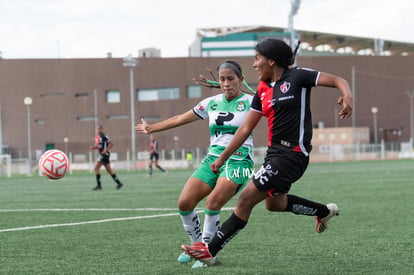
[288,0,301,50]
[123,54,138,170]
[64,137,69,154]
[24,97,33,176]
[371,107,379,144]
[406,91,414,147]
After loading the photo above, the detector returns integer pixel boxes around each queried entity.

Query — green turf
[1,160,413,274]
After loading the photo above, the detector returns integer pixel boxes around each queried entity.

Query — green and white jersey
[193,93,253,160]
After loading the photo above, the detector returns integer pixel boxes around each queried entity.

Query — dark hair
[255,39,299,69]
[216,60,243,78]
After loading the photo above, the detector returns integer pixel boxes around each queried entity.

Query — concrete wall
[0,55,413,158]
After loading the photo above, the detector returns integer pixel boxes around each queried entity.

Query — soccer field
[1,159,413,274]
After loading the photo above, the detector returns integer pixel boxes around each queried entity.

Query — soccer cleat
[315,203,339,233]
[191,260,207,269]
[116,183,123,190]
[177,252,192,264]
[181,242,216,266]
[92,185,102,191]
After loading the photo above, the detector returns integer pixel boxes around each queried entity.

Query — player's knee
[177,198,196,212]
[265,194,288,212]
[265,203,285,212]
[236,192,255,210]
[205,198,223,211]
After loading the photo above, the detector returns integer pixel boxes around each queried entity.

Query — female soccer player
[182,39,353,266]
[135,60,254,268]
[147,134,167,176]
[90,125,123,190]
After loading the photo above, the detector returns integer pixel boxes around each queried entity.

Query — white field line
[0,207,235,212]
[0,207,235,233]
[0,208,178,212]
[0,213,179,233]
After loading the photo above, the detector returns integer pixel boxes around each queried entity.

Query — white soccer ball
[38,149,69,180]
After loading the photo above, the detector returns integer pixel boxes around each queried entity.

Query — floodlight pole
[288,0,301,49]
[24,97,33,176]
[406,91,414,147]
[371,107,379,145]
[123,55,138,170]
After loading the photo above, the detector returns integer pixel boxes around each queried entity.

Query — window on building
[75,92,88,98]
[35,118,45,124]
[187,85,201,98]
[141,115,160,121]
[106,115,129,120]
[137,87,180,101]
[77,116,95,121]
[106,90,120,103]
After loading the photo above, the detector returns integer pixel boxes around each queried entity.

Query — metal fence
[1,142,413,177]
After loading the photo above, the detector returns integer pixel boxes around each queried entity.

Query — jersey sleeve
[296,67,320,87]
[250,89,262,113]
[193,96,212,120]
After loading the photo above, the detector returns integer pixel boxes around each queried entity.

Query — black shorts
[150,152,159,161]
[252,147,309,196]
[97,152,110,164]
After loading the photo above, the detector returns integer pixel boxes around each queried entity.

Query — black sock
[285,194,329,218]
[208,212,247,257]
[156,165,165,172]
[112,174,121,185]
[96,174,101,186]
[148,166,153,175]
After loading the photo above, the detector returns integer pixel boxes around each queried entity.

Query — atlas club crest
[280,82,291,93]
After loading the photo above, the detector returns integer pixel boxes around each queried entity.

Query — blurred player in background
[90,125,123,190]
[147,135,167,176]
[182,39,353,266]
[136,60,254,268]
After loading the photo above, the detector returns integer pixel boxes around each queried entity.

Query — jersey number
[215,112,235,125]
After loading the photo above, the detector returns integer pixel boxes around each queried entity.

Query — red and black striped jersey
[251,67,320,156]
[94,133,111,154]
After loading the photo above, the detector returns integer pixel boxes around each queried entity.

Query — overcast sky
[0,0,413,58]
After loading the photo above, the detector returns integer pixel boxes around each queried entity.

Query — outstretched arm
[318,72,353,119]
[210,110,262,173]
[135,110,200,134]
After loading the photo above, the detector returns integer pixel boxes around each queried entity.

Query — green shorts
[191,154,254,189]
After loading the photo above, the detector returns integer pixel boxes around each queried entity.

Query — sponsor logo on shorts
[254,164,278,185]
[224,160,255,181]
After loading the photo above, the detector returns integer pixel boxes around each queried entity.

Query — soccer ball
[38,149,69,180]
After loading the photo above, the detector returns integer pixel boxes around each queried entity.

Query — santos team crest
[280,82,291,93]
[237,101,246,111]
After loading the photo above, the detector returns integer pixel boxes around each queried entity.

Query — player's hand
[90,146,96,150]
[210,158,225,174]
[135,118,151,134]
[337,96,352,119]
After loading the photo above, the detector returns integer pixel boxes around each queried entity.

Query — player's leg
[178,177,213,243]
[104,163,123,189]
[177,155,219,264]
[182,181,268,264]
[93,161,103,190]
[263,151,339,233]
[148,157,153,176]
[265,193,329,216]
[154,157,166,173]
[177,176,212,263]
[201,158,252,245]
[202,177,238,244]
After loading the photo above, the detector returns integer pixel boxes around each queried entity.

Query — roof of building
[196,25,414,56]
